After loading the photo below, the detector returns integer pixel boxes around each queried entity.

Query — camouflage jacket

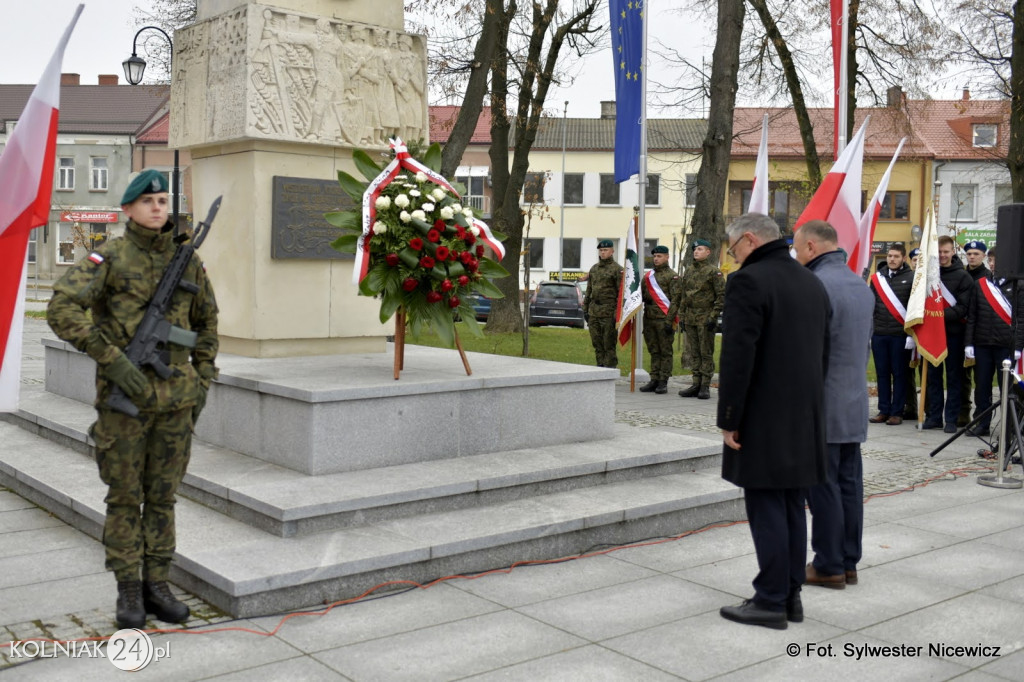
[47,220,219,413]
[642,264,681,321]
[680,258,725,325]
[584,257,624,318]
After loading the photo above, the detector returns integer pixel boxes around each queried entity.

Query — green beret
[597,239,614,249]
[121,169,169,205]
[651,245,669,254]
[692,239,712,249]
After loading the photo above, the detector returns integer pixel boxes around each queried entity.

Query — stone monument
[170,0,428,357]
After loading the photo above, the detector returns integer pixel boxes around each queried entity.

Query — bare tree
[130,0,198,82]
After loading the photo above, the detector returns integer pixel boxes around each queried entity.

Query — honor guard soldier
[583,239,625,368]
[47,170,220,629]
[679,238,725,399]
[639,245,681,393]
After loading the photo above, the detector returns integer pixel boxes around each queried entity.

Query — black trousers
[807,443,864,576]
[744,487,807,611]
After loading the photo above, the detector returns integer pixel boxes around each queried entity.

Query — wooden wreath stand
[393,307,473,380]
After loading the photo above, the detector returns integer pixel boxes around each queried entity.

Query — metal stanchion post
[978,359,1023,489]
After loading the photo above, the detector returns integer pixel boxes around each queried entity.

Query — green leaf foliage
[473,277,505,299]
[324,211,361,230]
[330,233,360,253]
[352,150,383,182]
[422,143,442,173]
[337,170,368,203]
[476,259,510,279]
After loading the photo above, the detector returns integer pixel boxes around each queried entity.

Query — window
[90,223,108,249]
[740,185,791,230]
[685,173,698,206]
[950,184,976,222]
[57,223,83,264]
[523,172,546,204]
[57,157,74,190]
[561,238,581,269]
[526,238,544,269]
[599,174,619,205]
[996,184,1014,209]
[880,191,910,220]
[563,173,583,205]
[28,227,39,264]
[455,174,488,214]
[90,157,108,191]
[645,174,660,206]
[973,124,997,148]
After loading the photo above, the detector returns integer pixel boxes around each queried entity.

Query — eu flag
[610,0,643,184]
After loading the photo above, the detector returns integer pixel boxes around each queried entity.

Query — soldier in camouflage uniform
[678,238,725,399]
[583,239,625,368]
[639,245,681,393]
[47,170,219,629]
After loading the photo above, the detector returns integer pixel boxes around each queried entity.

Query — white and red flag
[904,209,947,366]
[616,216,642,346]
[0,5,82,412]
[747,114,770,215]
[794,117,869,258]
[851,137,906,275]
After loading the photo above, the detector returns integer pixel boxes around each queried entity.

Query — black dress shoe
[143,581,190,623]
[786,591,803,623]
[944,423,958,434]
[719,599,787,630]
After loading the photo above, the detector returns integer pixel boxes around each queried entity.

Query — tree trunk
[689,0,745,264]
[1010,0,1024,201]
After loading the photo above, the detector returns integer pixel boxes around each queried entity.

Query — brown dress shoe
[868,413,888,423]
[806,562,846,589]
[845,570,858,585]
[886,416,903,425]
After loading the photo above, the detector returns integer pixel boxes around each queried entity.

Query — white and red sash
[644,270,671,315]
[870,272,906,324]
[940,281,956,308]
[980,278,1012,326]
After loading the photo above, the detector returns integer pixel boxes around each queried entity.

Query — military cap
[964,240,987,253]
[121,169,169,205]
[651,245,669,254]
[692,238,712,249]
[909,248,921,259]
[597,239,614,249]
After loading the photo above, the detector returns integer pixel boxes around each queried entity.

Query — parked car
[528,281,585,328]
[465,292,491,321]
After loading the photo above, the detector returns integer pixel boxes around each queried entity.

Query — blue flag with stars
[610,0,642,184]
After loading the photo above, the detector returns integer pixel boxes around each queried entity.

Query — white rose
[440,206,454,220]
[375,196,391,210]
[469,225,481,237]
[421,202,435,213]
[395,194,410,208]
[451,203,463,213]
[463,208,474,220]
[432,188,446,201]
[411,209,426,221]
[416,171,428,183]
[409,189,421,197]
[400,211,412,223]
[372,221,387,234]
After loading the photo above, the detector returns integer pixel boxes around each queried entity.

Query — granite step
[5,386,723,537]
[0,420,744,618]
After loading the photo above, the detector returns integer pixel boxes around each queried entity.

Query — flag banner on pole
[794,117,868,256]
[904,209,947,366]
[831,0,847,157]
[616,217,642,346]
[0,5,83,412]
[748,114,770,215]
[610,0,642,184]
[851,137,906,275]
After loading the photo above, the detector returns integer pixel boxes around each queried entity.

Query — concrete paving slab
[0,545,105,590]
[459,643,682,681]
[893,493,1024,540]
[0,572,112,625]
[0,523,96,560]
[978,576,1024,607]
[874,538,1024,591]
[199,656,348,681]
[856,521,965,569]
[610,521,754,573]
[862,477,1018,521]
[0,492,34,513]
[978,647,1024,681]
[978,524,1024,553]
[0,508,64,534]
[671,552,765,600]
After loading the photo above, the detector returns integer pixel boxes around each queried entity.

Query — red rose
[441,279,453,292]
[402,278,419,292]
[460,251,473,264]
[385,253,400,267]
[426,291,442,303]
[465,234,477,245]
[449,250,457,261]
[448,296,461,308]
[436,246,450,260]
[466,258,479,273]
[457,275,470,286]
[451,250,461,260]
[476,245,485,257]
[410,237,424,251]
[420,256,436,269]
[427,230,441,243]
[456,227,467,240]
[434,219,447,231]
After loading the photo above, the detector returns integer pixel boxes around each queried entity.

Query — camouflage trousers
[683,322,717,384]
[642,316,675,380]
[90,408,193,582]
[589,316,619,368]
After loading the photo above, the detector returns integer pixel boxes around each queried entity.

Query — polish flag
[904,209,947,366]
[794,117,869,256]
[0,6,82,412]
[851,137,906,275]
[747,114,770,215]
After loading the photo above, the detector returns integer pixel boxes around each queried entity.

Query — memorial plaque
[271,176,355,259]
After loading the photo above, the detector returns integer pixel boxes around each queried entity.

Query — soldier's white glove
[904,337,915,350]
[965,346,975,360]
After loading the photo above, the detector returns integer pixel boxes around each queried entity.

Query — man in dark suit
[717,213,831,630]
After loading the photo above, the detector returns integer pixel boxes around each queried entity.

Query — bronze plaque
[271,176,356,260]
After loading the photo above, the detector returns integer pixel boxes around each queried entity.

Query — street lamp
[123,26,180,235]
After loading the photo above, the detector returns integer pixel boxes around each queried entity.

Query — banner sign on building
[59,211,118,223]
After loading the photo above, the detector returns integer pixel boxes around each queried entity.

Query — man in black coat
[717,213,831,630]
[959,240,992,426]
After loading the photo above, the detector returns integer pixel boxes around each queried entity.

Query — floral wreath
[328,139,508,347]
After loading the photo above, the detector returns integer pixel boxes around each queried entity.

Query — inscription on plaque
[271,176,356,260]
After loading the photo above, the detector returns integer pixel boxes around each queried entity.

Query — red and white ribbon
[870,272,906,325]
[940,281,956,308]
[644,271,671,315]
[472,218,505,261]
[980,278,1012,326]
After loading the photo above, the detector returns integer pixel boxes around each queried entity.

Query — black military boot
[116,580,145,629]
[638,379,658,392]
[654,380,668,394]
[143,581,190,623]
[678,381,701,398]
[697,382,711,400]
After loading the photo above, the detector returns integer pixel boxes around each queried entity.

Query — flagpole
[836,0,849,155]
[633,0,649,378]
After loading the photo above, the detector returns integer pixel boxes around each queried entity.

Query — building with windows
[0,74,168,279]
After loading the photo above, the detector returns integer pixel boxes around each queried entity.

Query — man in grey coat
[793,221,874,589]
